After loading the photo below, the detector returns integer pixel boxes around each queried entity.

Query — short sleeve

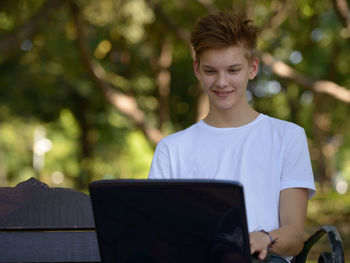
[148,140,171,179]
[281,127,316,199]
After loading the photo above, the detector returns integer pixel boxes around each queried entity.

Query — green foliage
[0,110,36,184]
[307,190,350,260]
[1,2,350,257]
[0,0,350,201]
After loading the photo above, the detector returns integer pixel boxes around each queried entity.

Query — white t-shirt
[148,114,315,233]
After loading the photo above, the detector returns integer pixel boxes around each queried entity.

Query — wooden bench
[0,177,101,262]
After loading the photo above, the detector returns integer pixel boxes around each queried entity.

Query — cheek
[235,74,249,86]
[200,77,214,89]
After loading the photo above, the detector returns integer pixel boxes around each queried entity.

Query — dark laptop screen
[89,180,252,263]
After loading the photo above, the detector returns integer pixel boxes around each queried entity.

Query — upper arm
[266,188,309,256]
[148,140,171,179]
[281,127,315,198]
[279,188,308,233]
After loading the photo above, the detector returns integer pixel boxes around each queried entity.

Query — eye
[203,69,215,74]
[229,69,240,73]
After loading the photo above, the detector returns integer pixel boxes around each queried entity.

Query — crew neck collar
[199,113,265,131]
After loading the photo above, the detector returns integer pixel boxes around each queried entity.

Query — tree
[1,0,350,190]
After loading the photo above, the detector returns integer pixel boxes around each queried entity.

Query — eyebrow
[201,64,243,68]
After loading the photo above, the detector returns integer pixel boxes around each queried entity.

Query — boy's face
[193,45,258,113]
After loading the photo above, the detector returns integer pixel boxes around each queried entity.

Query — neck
[204,104,259,128]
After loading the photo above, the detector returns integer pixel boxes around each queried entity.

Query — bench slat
[0,231,101,262]
[0,178,101,262]
[0,178,95,229]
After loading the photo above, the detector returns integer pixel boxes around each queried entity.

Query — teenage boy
[148,11,315,263]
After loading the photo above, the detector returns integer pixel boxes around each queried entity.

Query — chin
[215,104,236,111]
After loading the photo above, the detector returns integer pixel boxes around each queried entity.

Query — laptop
[89,179,254,263]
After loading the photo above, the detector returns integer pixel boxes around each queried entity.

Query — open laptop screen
[89,179,252,263]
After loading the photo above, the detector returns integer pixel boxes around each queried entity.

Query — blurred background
[0,0,349,260]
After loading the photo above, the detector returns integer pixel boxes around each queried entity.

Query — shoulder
[259,114,305,135]
[157,121,202,148]
[257,114,307,148]
[260,114,302,130]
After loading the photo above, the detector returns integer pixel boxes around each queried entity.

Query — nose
[215,72,228,88]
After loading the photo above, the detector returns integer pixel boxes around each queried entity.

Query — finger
[250,245,257,255]
[249,241,257,254]
[258,249,268,260]
[249,241,255,253]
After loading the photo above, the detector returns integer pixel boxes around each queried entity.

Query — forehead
[199,46,250,66]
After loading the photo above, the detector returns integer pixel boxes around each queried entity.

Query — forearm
[268,224,305,256]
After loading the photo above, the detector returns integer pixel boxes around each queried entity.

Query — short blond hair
[191,12,258,62]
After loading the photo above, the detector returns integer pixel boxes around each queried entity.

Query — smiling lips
[213,90,234,98]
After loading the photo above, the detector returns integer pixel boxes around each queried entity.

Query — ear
[193,60,201,80]
[249,57,259,80]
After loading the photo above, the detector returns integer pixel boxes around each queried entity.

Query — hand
[249,231,271,260]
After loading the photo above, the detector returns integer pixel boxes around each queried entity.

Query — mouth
[213,90,234,98]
